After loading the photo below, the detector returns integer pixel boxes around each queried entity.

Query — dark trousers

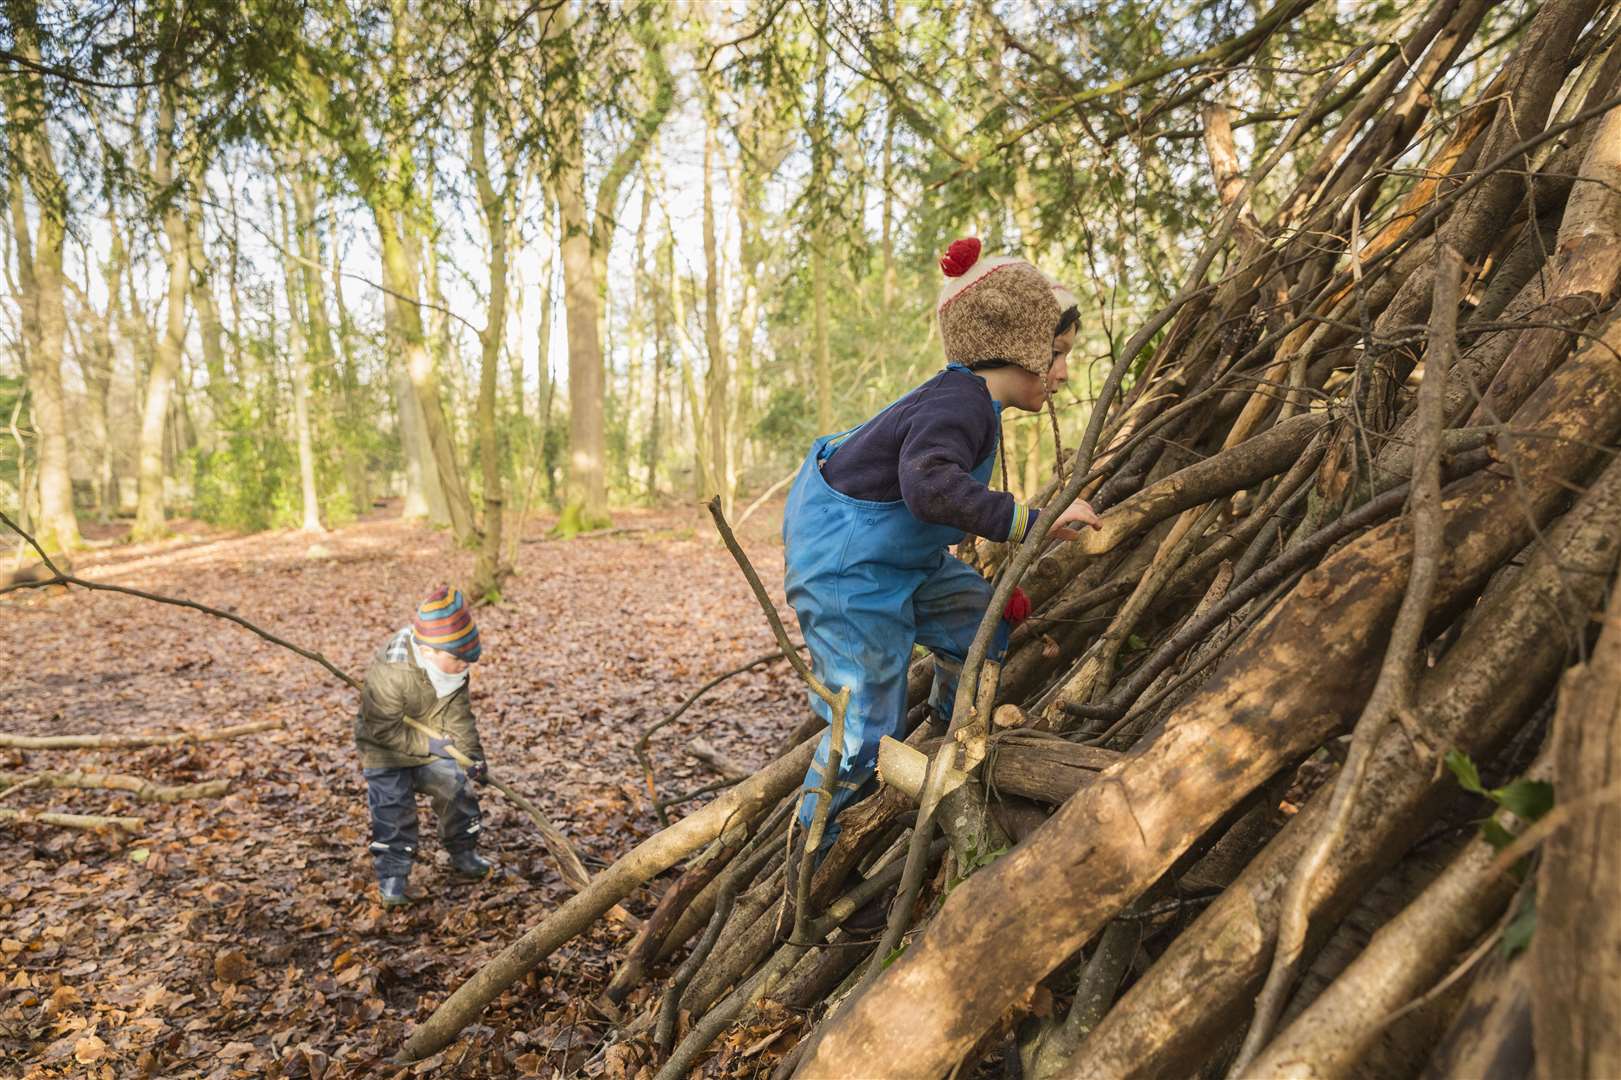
[363,759,482,879]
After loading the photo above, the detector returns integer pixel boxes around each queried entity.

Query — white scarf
[407,629,468,698]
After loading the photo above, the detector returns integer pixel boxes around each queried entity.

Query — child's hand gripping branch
[1047,500,1105,541]
[781,235,1100,853]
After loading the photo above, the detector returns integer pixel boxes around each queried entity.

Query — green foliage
[753,386,819,451]
[551,498,612,539]
[1444,750,1485,797]
[1444,749,1555,858]
[190,425,301,532]
[0,376,26,505]
[1502,893,1537,958]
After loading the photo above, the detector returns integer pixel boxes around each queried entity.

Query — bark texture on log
[1531,577,1621,1080]
[1421,948,1532,1080]
[0,770,230,803]
[0,719,281,749]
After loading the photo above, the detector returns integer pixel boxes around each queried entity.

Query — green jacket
[353,628,485,770]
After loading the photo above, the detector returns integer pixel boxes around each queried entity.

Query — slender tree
[3,0,82,552]
[546,6,674,532]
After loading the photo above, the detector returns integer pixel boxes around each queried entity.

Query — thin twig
[1,510,360,691]
[704,496,850,938]
[0,775,46,803]
[635,649,800,825]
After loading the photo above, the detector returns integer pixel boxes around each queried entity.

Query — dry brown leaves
[0,505,805,1078]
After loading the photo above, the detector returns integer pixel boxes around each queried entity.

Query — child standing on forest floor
[353,586,492,906]
[783,237,1101,847]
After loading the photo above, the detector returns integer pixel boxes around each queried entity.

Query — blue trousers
[792,553,1009,840]
[363,759,482,879]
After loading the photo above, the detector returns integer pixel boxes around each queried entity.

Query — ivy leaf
[1444,749,1487,796]
[1490,779,1554,822]
[1502,895,1537,957]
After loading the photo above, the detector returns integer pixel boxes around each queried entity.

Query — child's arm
[897,405,1039,542]
[360,671,437,757]
[440,687,486,763]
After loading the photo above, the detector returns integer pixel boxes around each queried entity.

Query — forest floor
[0,503,808,1079]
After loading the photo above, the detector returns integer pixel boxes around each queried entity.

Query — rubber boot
[378,876,411,907]
[449,849,492,881]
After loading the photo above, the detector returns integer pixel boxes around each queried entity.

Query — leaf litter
[0,505,806,1078]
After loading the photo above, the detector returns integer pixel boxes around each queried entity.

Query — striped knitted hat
[412,586,482,662]
[936,237,1063,375]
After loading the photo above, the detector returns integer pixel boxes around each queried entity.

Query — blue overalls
[783,364,1012,842]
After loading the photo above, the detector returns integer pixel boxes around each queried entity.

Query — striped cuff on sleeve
[1008,503,1039,543]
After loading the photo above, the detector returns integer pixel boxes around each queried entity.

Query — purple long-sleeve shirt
[820,368,1038,543]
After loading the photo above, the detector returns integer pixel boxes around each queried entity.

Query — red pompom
[939,237,982,278]
[1002,586,1031,625]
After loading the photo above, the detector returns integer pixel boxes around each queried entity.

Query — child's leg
[415,758,482,855]
[794,594,915,843]
[913,555,1012,721]
[363,767,420,880]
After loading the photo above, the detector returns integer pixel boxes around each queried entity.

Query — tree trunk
[702,110,734,516]
[296,170,368,514]
[556,148,611,531]
[810,1,833,432]
[133,87,189,542]
[5,4,82,552]
[274,174,324,533]
[186,168,231,424]
[470,52,511,599]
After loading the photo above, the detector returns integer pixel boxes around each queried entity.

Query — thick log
[1064,440,1621,1080]
[1369,0,1603,366]
[879,734,1116,810]
[398,734,818,1061]
[986,734,1121,805]
[1531,576,1621,1080]
[795,315,1621,1080]
[1470,98,1621,423]
[0,770,229,803]
[0,718,281,749]
[1077,412,1328,556]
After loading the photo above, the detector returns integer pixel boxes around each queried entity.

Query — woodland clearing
[0,507,804,1078]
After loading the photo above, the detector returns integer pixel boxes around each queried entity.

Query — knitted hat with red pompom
[936,237,1063,375]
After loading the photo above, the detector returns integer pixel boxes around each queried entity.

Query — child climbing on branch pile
[782,237,1102,852]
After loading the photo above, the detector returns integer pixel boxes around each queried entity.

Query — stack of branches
[401,1,1621,1074]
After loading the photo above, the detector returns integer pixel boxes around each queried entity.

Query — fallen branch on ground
[0,808,145,835]
[0,719,282,749]
[0,770,230,803]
